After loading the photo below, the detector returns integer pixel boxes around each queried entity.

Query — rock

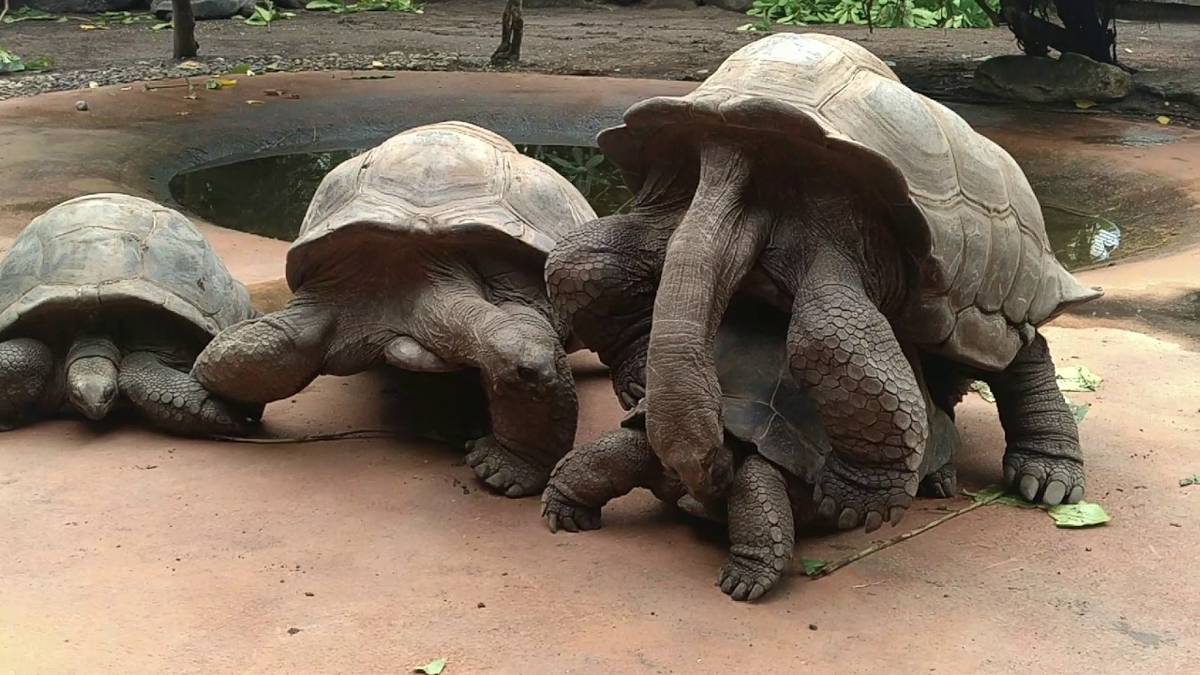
[150,0,257,20]
[74,100,88,111]
[972,53,1134,103]
[699,0,755,11]
[15,0,141,12]
[1134,69,1200,107]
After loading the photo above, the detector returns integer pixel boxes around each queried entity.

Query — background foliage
[746,0,998,30]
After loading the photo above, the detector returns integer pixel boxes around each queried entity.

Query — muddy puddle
[169,140,1178,272]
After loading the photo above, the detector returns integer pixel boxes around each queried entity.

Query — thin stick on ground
[1,0,8,25]
[810,492,1004,579]
[211,429,396,444]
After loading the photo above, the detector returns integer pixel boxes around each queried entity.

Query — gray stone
[1134,69,1200,108]
[972,53,1134,104]
[150,0,257,20]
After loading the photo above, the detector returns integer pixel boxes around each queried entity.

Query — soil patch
[2,2,1198,125]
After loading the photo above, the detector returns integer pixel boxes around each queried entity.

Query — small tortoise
[541,300,962,601]
[545,33,1102,532]
[192,121,598,497]
[0,192,260,436]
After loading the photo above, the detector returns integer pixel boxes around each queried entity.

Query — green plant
[0,46,52,74]
[242,1,296,27]
[745,0,995,30]
[516,145,634,217]
[304,0,424,14]
[1,7,66,23]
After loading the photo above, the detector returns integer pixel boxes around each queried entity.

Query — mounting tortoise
[191,121,598,498]
[545,32,1103,532]
[540,299,963,601]
[0,193,261,436]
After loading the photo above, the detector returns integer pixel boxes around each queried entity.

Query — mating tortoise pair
[539,32,1102,600]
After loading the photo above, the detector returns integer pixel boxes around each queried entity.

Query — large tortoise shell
[286,121,598,291]
[597,33,1101,371]
[0,193,254,339]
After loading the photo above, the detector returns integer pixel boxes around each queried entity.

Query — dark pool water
[169,145,1120,271]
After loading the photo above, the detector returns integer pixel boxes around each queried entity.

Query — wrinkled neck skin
[643,136,774,502]
[300,241,563,390]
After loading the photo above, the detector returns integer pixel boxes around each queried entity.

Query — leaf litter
[414,658,447,674]
[965,485,1111,528]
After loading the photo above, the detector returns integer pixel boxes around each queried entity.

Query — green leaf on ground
[800,558,828,576]
[1046,502,1111,528]
[1056,364,1103,392]
[2,7,62,23]
[414,658,447,675]
[968,380,995,403]
[1063,395,1090,423]
[305,0,342,8]
[967,484,1111,528]
[0,48,26,74]
[1180,475,1200,487]
[965,485,1039,509]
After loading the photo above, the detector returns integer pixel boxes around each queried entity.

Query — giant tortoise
[191,121,598,497]
[0,192,260,436]
[545,33,1102,532]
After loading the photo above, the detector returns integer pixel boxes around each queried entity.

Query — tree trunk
[998,0,1116,64]
[172,0,198,59]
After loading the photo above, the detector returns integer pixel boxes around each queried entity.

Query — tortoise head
[65,336,122,421]
[67,357,120,421]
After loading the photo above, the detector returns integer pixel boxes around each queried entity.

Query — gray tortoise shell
[0,193,255,339]
[597,32,1102,372]
[286,121,598,291]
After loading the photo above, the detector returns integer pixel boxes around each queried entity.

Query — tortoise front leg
[490,0,524,65]
[983,332,1085,505]
[720,453,795,602]
[546,212,672,409]
[786,255,927,534]
[0,338,59,431]
[541,426,680,533]
[121,351,261,437]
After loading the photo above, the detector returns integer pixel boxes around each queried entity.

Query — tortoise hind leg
[981,332,1084,506]
[0,338,58,431]
[786,254,927,534]
[720,453,794,602]
[542,426,678,533]
[120,351,260,437]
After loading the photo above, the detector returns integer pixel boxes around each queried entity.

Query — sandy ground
[0,64,1198,675]
[1,2,1199,122]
